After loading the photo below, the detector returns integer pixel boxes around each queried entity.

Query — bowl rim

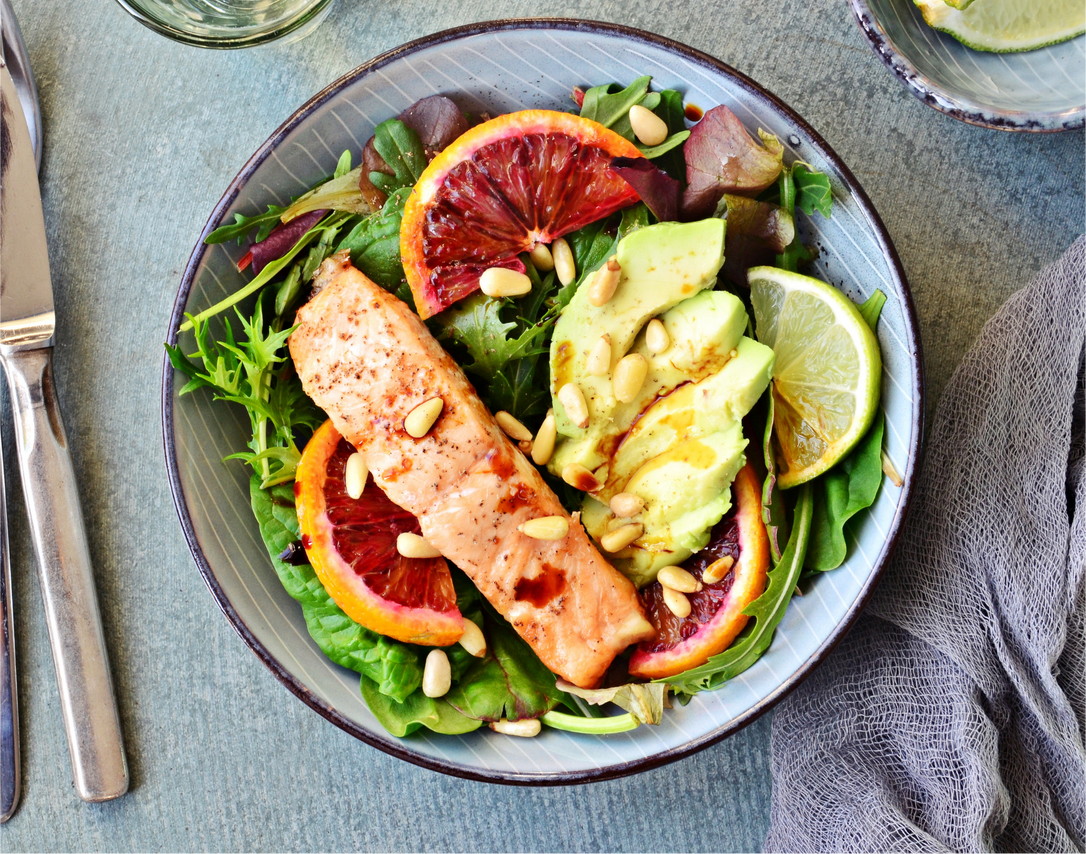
[161,16,925,785]
[848,0,1086,133]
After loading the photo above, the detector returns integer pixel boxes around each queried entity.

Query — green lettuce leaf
[337,187,410,289]
[793,163,833,219]
[557,680,670,725]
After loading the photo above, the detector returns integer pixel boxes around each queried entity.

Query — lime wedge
[749,267,881,489]
[914,0,1085,52]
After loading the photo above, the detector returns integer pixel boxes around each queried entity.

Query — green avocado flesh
[547,219,775,588]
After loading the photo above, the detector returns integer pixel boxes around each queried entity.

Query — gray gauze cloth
[765,237,1085,853]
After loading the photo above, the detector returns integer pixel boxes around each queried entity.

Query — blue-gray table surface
[1,0,1083,851]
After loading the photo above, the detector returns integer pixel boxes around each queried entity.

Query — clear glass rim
[112,0,335,48]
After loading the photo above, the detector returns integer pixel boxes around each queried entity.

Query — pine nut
[702,554,735,584]
[600,523,643,553]
[404,397,444,438]
[529,243,554,271]
[345,452,368,499]
[587,256,622,307]
[557,383,590,428]
[518,516,569,540]
[552,237,576,286]
[881,451,903,487]
[629,104,669,147]
[562,463,600,492]
[645,318,670,355]
[609,492,644,518]
[422,649,452,698]
[397,532,442,559]
[585,333,611,377]
[661,586,691,618]
[490,718,542,737]
[480,267,532,298]
[496,410,533,442]
[658,565,703,594]
[518,439,533,454]
[531,409,557,465]
[612,354,648,403]
[458,620,487,657]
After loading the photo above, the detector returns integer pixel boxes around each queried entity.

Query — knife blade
[0,60,128,802]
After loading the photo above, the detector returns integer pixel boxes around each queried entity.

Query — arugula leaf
[249,479,426,702]
[371,119,427,190]
[635,130,690,159]
[667,483,813,697]
[793,163,833,219]
[336,187,410,289]
[858,288,888,330]
[205,205,287,246]
[805,412,885,571]
[774,166,814,271]
[761,393,791,562]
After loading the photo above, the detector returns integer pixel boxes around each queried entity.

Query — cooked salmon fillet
[289,251,653,687]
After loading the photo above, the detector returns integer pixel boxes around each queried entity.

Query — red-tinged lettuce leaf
[716,194,795,285]
[681,105,784,219]
[250,209,327,275]
[611,156,680,222]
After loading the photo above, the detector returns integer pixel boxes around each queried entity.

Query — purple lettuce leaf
[250,209,327,275]
[610,156,680,223]
[681,105,784,220]
[717,194,795,285]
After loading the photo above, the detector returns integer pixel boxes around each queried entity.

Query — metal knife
[0,60,128,802]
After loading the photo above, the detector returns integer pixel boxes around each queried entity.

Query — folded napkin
[766,238,1085,853]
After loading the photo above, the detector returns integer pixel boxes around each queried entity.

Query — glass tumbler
[113,0,335,48]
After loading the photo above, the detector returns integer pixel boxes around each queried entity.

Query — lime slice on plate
[749,267,881,489]
[914,0,1085,52]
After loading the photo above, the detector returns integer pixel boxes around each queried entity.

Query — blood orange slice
[295,419,464,646]
[628,462,770,680]
[401,110,643,318]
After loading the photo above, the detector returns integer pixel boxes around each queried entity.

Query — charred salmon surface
[288,251,653,688]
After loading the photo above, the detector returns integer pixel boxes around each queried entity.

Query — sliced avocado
[548,219,726,472]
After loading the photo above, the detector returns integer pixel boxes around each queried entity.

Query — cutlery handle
[0,428,19,822]
[1,347,128,802]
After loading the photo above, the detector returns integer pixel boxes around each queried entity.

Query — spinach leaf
[805,412,885,571]
[667,483,813,698]
[337,187,410,289]
[371,119,427,190]
[249,478,425,702]
[360,677,482,737]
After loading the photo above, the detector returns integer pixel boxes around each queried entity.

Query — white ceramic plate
[163,19,924,784]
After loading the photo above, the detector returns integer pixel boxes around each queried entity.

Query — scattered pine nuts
[662,585,692,618]
[496,410,533,442]
[458,620,487,657]
[531,409,557,465]
[702,554,735,584]
[480,267,532,298]
[645,318,670,355]
[397,532,443,559]
[609,492,644,518]
[562,463,601,492]
[422,649,452,698]
[345,452,368,499]
[552,237,576,286]
[629,104,669,147]
[587,256,622,306]
[404,397,444,438]
[529,243,555,271]
[600,523,643,553]
[518,516,569,541]
[658,565,703,594]
[612,354,648,403]
[518,439,533,454]
[490,718,542,737]
[881,450,903,487]
[557,383,590,428]
[585,334,611,377]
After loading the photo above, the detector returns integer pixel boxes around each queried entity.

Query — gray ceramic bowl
[163,19,924,784]
[850,0,1085,131]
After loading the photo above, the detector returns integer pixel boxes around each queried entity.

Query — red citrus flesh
[401,110,643,318]
[295,419,463,646]
[628,462,770,680]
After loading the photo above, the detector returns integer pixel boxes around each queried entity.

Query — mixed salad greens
[168,76,891,737]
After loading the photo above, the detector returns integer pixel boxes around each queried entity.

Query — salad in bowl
[163,20,921,782]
